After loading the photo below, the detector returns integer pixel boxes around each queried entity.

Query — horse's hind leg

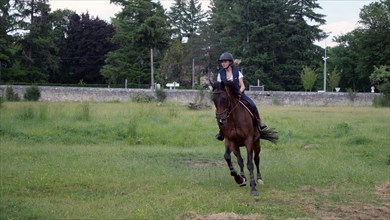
[224,147,244,186]
[247,148,259,196]
[254,143,264,184]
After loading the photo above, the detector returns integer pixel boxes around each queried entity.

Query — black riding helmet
[219,52,234,69]
[219,52,234,62]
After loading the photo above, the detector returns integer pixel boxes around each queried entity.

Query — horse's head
[211,81,240,125]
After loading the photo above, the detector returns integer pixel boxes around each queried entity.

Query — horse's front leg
[232,148,246,187]
[247,148,259,196]
[224,146,244,185]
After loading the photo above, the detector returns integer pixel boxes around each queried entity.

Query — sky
[48,0,380,48]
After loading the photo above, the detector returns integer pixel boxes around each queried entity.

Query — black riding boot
[259,123,268,131]
[215,131,224,141]
[257,118,268,132]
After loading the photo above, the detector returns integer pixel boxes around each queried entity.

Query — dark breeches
[241,94,260,120]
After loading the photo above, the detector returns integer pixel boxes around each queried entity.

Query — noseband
[213,90,238,124]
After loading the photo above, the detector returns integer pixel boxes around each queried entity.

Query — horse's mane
[223,81,240,99]
[213,81,240,98]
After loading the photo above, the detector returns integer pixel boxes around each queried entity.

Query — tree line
[0,0,389,92]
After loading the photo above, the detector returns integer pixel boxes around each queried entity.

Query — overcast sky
[49,0,379,47]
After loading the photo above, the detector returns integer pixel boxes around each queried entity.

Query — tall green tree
[328,0,389,92]
[300,66,317,92]
[59,12,116,84]
[209,0,325,90]
[185,0,208,38]
[102,0,171,86]
[0,0,14,81]
[355,0,390,91]
[168,0,187,42]
[168,0,207,42]
[7,0,60,83]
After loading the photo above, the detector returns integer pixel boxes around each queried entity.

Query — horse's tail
[260,127,278,144]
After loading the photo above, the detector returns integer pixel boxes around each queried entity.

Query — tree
[60,13,116,84]
[6,0,60,83]
[0,0,14,81]
[168,0,207,42]
[185,0,208,38]
[159,41,188,84]
[328,67,341,92]
[300,66,317,91]
[102,0,171,86]
[370,65,390,105]
[209,0,326,90]
[328,0,389,92]
[355,0,390,91]
[168,0,187,42]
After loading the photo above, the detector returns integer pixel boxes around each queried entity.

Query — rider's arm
[238,72,245,93]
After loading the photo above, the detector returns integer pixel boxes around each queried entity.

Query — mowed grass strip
[0,102,389,219]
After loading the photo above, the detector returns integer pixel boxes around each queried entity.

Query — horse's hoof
[251,189,259,196]
[239,178,246,187]
[257,179,264,185]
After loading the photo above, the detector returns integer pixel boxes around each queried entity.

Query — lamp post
[322,44,329,92]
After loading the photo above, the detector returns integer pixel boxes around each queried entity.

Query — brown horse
[211,80,278,196]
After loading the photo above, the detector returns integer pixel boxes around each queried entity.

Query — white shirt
[217,71,244,82]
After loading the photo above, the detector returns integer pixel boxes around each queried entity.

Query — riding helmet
[219,52,234,62]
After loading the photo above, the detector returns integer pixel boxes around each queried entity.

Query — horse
[211,80,278,196]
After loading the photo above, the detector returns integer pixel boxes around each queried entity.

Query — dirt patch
[182,158,225,168]
[302,144,320,149]
[320,203,390,220]
[298,184,390,219]
[376,181,390,202]
[176,212,263,220]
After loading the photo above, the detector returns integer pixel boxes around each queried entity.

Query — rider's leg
[241,94,268,131]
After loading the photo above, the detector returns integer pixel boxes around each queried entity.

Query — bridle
[212,89,239,125]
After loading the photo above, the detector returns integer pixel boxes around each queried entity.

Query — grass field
[0,102,389,219]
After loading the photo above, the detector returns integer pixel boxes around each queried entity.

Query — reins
[213,90,240,122]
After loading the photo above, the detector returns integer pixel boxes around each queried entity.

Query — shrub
[300,66,317,92]
[0,96,4,108]
[132,92,155,103]
[24,86,41,101]
[155,88,167,103]
[5,86,20,101]
[346,88,357,102]
[188,86,211,110]
[328,67,341,92]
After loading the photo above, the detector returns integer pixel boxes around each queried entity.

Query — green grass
[0,102,389,219]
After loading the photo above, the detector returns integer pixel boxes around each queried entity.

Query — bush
[132,92,155,103]
[300,66,317,92]
[346,88,357,102]
[0,96,4,108]
[155,88,167,103]
[188,86,211,110]
[5,86,20,101]
[24,86,41,101]
[376,82,390,106]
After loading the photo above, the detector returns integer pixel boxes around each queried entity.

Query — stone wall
[0,85,379,106]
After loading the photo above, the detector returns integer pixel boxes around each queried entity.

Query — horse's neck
[230,99,247,121]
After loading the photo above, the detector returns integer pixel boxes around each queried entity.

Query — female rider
[215,52,267,141]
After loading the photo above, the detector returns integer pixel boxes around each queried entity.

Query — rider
[215,52,268,141]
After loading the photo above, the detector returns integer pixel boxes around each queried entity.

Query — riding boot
[215,131,224,141]
[257,118,268,132]
[259,123,268,131]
